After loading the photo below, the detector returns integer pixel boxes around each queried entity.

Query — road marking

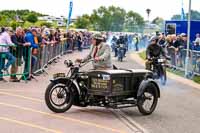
[0,91,43,103]
[0,90,147,133]
[117,110,150,133]
[0,102,126,133]
[0,91,116,116]
[0,116,62,133]
[111,109,149,133]
[0,89,44,94]
[111,109,138,132]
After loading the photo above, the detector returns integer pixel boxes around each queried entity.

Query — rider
[145,36,166,70]
[76,33,112,70]
[116,35,126,57]
[111,35,118,56]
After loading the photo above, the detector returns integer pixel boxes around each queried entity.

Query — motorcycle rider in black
[145,36,166,70]
[116,36,126,57]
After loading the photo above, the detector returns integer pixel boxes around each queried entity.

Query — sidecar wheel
[137,82,158,115]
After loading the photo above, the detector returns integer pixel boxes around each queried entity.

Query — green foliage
[125,11,145,32]
[23,21,33,28]
[41,22,53,28]
[171,15,181,20]
[139,51,146,60]
[90,6,126,31]
[74,14,91,29]
[152,17,164,25]
[74,6,144,32]
[0,10,45,28]
[26,14,38,23]
[171,10,200,20]
[193,76,200,84]
[10,21,18,30]
[35,21,53,28]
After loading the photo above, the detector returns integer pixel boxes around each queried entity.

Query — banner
[181,0,186,20]
[67,0,73,30]
[181,8,186,20]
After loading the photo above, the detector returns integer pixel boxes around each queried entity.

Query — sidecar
[87,69,160,115]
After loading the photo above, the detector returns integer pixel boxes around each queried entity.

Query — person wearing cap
[145,36,166,70]
[76,33,112,70]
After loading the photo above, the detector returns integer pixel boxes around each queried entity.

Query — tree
[0,15,10,27]
[74,14,91,29]
[152,17,164,24]
[190,10,200,20]
[90,6,126,31]
[171,10,200,20]
[171,15,182,20]
[125,11,145,32]
[26,14,38,23]
[35,21,53,28]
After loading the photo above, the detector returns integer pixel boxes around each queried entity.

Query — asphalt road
[0,50,200,133]
[114,51,200,133]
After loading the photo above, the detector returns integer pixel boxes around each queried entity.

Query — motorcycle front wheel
[45,82,74,113]
[160,67,167,85]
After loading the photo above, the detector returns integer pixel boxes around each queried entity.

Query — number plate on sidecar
[53,73,65,79]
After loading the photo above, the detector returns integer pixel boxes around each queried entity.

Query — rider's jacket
[83,42,112,69]
[146,43,166,59]
[116,38,126,48]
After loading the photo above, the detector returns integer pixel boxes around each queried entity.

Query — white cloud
[0,0,199,20]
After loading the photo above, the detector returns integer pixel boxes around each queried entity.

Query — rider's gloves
[75,59,82,63]
[94,57,100,62]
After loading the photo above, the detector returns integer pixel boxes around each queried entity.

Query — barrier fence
[0,38,90,82]
[0,44,31,81]
[167,48,200,76]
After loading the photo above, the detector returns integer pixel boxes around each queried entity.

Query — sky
[0,0,199,20]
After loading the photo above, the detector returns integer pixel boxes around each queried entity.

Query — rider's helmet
[149,36,159,44]
[92,33,104,40]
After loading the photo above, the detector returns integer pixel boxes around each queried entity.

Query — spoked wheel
[45,83,73,113]
[137,83,158,115]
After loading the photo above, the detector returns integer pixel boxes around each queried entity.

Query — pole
[185,0,191,77]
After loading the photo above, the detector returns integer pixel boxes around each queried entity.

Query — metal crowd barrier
[0,44,31,81]
[0,38,90,82]
[167,48,200,76]
[33,39,68,75]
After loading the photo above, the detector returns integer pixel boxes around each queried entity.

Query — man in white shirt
[0,27,16,81]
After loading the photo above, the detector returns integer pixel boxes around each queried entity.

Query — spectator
[135,36,139,51]
[10,27,26,82]
[158,33,166,47]
[194,33,200,45]
[23,28,38,80]
[0,27,16,81]
[77,32,83,51]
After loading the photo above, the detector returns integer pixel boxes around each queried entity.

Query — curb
[130,52,200,90]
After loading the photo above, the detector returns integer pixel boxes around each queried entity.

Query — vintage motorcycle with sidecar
[45,60,160,115]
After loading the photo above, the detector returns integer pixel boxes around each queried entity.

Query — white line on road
[0,116,62,133]
[111,109,150,133]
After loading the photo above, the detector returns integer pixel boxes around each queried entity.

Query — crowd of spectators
[0,27,92,82]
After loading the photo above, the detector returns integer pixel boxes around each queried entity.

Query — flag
[181,7,186,20]
[67,0,73,30]
[181,0,185,20]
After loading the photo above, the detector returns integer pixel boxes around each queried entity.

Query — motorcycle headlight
[64,60,73,67]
